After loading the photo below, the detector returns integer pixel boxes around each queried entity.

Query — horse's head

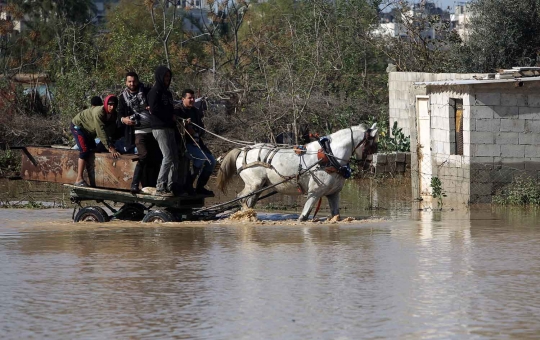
[354,123,378,161]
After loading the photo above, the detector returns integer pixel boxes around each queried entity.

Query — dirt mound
[229,209,258,222]
[312,215,356,223]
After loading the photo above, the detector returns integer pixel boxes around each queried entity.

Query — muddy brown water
[1,178,540,338]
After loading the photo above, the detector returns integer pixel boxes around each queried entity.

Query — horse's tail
[217,148,242,193]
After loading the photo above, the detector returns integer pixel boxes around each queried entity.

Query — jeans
[152,128,179,191]
[186,143,216,187]
[113,138,137,154]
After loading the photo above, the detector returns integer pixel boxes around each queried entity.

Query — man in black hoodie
[147,66,180,196]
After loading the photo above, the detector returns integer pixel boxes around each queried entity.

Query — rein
[351,127,371,156]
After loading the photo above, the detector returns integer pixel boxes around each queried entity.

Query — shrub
[493,176,540,205]
[376,121,410,152]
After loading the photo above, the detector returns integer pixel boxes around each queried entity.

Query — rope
[188,121,256,146]
[184,126,212,164]
[187,120,361,163]
[190,121,303,148]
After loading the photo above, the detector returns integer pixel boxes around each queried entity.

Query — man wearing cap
[90,96,103,107]
[70,95,121,187]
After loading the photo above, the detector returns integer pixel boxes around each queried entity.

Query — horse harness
[317,127,373,178]
[234,128,373,192]
[237,144,307,193]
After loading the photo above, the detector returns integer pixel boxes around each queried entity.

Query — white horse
[217,124,378,221]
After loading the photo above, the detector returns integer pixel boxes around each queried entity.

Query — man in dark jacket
[178,89,216,196]
[117,71,162,194]
[147,65,181,196]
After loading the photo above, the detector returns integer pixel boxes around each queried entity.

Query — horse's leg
[327,192,340,219]
[298,195,320,221]
[245,190,263,209]
[238,175,266,210]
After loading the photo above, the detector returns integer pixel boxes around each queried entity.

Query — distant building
[373,22,408,38]
[1,0,216,36]
[93,0,120,24]
[374,1,450,40]
[0,0,24,33]
[450,3,472,42]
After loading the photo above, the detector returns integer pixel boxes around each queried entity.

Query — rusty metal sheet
[21,146,138,190]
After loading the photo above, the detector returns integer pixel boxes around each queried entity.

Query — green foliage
[463,0,540,72]
[493,176,540,206]
[0,149,20,177]
[102,7,161,79]
[53,73,117,118]
[376,121,410,152]
[431,176,446,209]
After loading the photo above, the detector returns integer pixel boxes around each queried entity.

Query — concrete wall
[426,88,472,207]
[469,82,540,203]
[370,152,411,175]
[388,72,487,138]
[419,81,540,205]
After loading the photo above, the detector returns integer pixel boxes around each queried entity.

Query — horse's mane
[329,124,367,139]
[306,124,367,147]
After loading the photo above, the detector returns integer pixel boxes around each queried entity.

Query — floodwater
[1,179,540,338]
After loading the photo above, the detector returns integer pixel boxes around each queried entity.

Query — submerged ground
[1,178,539,338]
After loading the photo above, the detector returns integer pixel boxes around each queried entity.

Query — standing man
[147,65,181,196]
[117,71,161,194]
[70,95,120,187]
[178,89,216,196]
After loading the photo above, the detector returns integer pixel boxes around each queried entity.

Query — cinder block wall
[424,81,540,204]
[425,87,472,207]
[388,72,487,137]
[468,82,540,203]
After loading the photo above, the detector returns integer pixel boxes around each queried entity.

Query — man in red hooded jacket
[70,95,121,187]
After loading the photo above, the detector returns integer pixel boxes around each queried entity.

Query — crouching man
[70,95,120,187]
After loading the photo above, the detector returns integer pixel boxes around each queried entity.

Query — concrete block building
[389,71,540,207]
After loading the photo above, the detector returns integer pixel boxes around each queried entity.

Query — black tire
[74,206,110,223]
[142,210,177,223]
[115,203,146,221]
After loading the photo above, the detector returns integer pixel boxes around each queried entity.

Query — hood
[154,65,172,91]
[103,95,118,114]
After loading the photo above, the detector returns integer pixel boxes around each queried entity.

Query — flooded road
[1,179,540,338]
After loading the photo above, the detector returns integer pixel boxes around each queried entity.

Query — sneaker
[74,180,89,187]
[130,185,140,195]
[155,189,174,197]
[196,187,215,197]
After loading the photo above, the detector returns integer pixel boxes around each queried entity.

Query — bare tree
[145,0,181,69]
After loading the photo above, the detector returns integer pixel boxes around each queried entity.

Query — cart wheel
[142,210,177,223]
[74,206,110,223]
[115,203,146,221]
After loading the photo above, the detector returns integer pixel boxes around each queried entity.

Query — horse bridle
[350,127,373,159]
